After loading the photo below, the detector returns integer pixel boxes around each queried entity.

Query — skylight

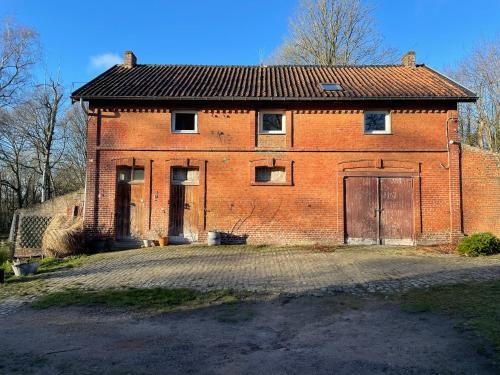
[321,83,342,91]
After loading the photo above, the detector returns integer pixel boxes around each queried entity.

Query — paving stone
[1,246,499,316]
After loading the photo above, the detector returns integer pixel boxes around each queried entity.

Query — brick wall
[461,145,500,237]
[84,101,461,245]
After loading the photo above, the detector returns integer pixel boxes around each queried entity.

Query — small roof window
[321,83,342,91]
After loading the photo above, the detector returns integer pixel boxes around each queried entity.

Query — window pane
[175,113,196,131]
[172,167,199,184]
[262,113,283,132]
[117,168,131,182]
[255,167,286,183]
[132,168,144,181]
[364,113,386,132]
[172,168,188,181]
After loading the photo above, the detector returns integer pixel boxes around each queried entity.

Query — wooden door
[380,178,413,245]
[116,182,131,239]
[129,183,144,238]
[169,184,199,242]
[345,176,414,245]
[345,177,378,244]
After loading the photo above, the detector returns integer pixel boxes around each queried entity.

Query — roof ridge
[124,63,408,69]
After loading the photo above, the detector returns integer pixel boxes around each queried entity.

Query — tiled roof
[71,64,476,102]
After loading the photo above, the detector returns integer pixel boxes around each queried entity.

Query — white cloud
[89,52,122,70]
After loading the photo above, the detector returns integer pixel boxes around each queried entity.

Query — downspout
[443,115,462,241]
[441,116,459,169]
[80,98,89,220]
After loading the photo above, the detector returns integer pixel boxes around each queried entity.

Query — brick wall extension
[84,101,464,245]
[461,145,500,237]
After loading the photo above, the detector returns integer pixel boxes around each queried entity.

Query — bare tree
[0,18,38,107]
[17,78,66,202]
[450,40,500,152]
[0,110,37,208]
[270,0,397,65]
[52,102,87,194]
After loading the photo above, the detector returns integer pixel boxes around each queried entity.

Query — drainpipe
[441,116,459,169]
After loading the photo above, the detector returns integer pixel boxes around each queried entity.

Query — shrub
[458,233,500,257]
[0,241,14,264]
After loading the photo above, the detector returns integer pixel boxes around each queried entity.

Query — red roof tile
[71,64,476,102]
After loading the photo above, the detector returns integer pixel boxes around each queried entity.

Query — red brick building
[72,51,485,246]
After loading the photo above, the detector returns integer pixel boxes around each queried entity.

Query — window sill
[251,182,292,186]
[258,132,286,135]
[364,132,393,135]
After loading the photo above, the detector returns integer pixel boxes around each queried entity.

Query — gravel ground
[0,294,497,375]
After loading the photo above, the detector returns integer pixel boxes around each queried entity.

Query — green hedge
[458,233,500,257]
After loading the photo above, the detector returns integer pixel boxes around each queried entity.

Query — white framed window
[364,111,391,134]
[171,111,198,133]
[258,111,286,134]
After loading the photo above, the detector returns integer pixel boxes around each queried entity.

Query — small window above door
[131,168,144,181]
[117,167,131,182]
[172,167,200,185]
[117,167,144,183]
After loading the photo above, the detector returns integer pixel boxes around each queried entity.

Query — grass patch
[400,280,500,362]
[33,287,248,312]
[0,254,106,302]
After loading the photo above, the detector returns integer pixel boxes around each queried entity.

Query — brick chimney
[124,51,137,68]
[402,51,416,68]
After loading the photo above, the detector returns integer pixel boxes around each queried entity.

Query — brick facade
[82,100,474,245]
[461,145,500,237]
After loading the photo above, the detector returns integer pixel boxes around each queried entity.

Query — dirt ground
[0,294,496,375]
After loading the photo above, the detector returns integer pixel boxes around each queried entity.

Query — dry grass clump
[42,215,85,257]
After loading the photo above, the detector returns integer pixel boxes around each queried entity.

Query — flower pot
[158,236,168,247]
[12,261,38,277]
[207,231,221,246]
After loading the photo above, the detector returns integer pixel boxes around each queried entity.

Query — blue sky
[2,0,499,92]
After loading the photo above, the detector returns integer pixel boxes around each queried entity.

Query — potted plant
[11,258,38,277]
[157,230,168,247]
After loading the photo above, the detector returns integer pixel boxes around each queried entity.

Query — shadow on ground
[1,288,498,375]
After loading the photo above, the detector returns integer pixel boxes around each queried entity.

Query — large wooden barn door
[169,167,199,243]
[345,177,413,245]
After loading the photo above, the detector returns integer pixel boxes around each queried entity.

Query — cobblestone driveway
[1,245,499,315]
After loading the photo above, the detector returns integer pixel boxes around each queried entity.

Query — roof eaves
[70,94,478,102]
[422,65,478,100]
[71,65,121,98]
